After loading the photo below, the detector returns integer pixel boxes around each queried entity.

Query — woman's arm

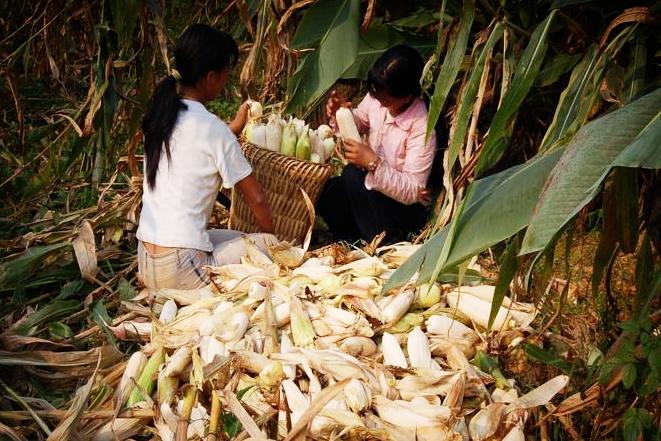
[228,101,251,135]
[364,120,437,205]
[235,174,275,233]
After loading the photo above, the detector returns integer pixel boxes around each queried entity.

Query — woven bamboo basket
[227,143,333,243]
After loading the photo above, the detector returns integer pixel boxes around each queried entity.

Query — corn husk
[265,113,283,152]
[280,123,297,157]
[295,125,311,160]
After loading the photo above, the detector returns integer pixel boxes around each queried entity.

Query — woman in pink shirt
[318,45,437,244]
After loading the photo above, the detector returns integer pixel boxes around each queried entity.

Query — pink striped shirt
[347,93,437,205]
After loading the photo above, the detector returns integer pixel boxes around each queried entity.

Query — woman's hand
[325,90,352,123]
[228,101,251,136]
[343,138,378,169]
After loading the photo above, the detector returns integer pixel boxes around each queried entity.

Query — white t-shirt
[136,99,252,251]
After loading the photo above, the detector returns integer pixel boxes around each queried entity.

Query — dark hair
[142,24,239,190]
[367,44,424,99]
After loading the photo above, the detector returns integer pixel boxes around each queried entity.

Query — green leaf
[437,267,483,284]
[90,300,117,347]
[524,343,573,374]
[0,243,70,291]
[56,279,86,300]
[222,412,242,437]
[341,25,436,80]
[117,278,137,300]
[539,27,635,152]
[622,408,653,441]
[536,53,581,87]
[286,0,360,112]
[447,22,504,171]
[623,34,647,104]
[389,9,447,29]
[14,300,80,336]
[426,0,474,142]
[520,88,661,255]
[633,267,661,322]
[613,112,661,169]
[475,10,556,175]
[48,322,73,340]
[622,363,637,389]
[489,238,518,331]
[385,148,563,292]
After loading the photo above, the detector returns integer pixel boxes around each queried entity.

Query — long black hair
[142,24,238,190]
[367,44,424,99]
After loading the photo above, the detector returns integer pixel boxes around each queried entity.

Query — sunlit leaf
[521,88,661,254]
[475,10,556,175]
[426,0,474,142]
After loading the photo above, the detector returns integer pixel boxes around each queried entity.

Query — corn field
[0,1,659,440]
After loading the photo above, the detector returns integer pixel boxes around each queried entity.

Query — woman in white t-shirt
[136,24,275,289]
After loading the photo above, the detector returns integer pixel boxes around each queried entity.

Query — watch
[367,156,382,172]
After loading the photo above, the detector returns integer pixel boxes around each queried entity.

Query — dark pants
[317,165,427,244]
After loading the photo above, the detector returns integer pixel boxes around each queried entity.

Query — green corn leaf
[14,300,80,336]
[384,148,563,292]
[426,0,474,142]
[623,35,647,104]
[539,26,635,153]
[90,300,118,348]
[524,343,573,375]
[613,112,661,169]
[341,25,436,80]
[520,88,661,255]
[0,243,70,291]
[489,238,519,331]
[286,0,360,113]
[475,10,556,175]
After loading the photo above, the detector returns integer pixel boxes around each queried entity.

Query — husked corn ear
[127,346,164,407]
[289,296,315,347]
[215,309,250,342]
[343,379,372,413]
[258,360,285,387]
[162,346,192,377]
[247,100,263,119]
[199,335,225,366]
[114,351,147,409]
[414,283,442,309]
[159,299,178,324]
[373,395,452,429]
[317,124,333,140]
[335,256,387,277]
[336,107,360,142]
[389,312,424,334]
[381,332,408,368]
[406,326,432,369]
[339,336,377,357]
[380,290,415,326]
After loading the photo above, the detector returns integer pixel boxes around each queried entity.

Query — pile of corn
[102,240,568,441]
[242,101,336,164]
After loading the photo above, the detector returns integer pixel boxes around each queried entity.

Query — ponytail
[141,24,238,190]
[142,75,186,190]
